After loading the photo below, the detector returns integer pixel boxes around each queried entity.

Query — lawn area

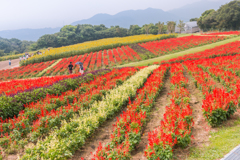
[187,117,240,160]
[118,36,240,67]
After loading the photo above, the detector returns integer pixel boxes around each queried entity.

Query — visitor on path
[26,54,29,59]
[9,59,11,66]
[23,55,25,60]
[68,62,73,74]
[20,57,22,62]
[79,64,84,74]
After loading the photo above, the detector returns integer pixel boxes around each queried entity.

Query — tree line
[197,0,240,31]
[0,37,34,57]
[32,22,179,50]
[0,22,178,57]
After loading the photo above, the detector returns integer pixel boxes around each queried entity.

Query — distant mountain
[0,27,61,41]
[72,0,232,27]
[71,8,183,28]
[168,0,231,21]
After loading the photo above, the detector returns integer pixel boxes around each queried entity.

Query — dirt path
[173,71,211,160]
[131,72,171,160]
[70,108,127,160]
[0,59,20,70]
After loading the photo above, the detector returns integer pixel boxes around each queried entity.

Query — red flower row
[140,35,225,56]
[158,41,240,65]
[145,63,193,159]
[0,73,81,96]
[0,61,55,81]
[196,55,240,96]
[47,55,83,76]
[41,46,141,76]
[91,65,169,159]
[184,60,238,127]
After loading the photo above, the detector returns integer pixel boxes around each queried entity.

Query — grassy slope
[118,36,240,67]
[188,118,240,160]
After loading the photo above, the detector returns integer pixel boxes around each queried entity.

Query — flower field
[0,69,110,120]
[52,35,225,73]
[139,35,226,55]
[42,35,226,76]
[0,67,140,153]
[184,61,237,127]
[92,65,169,159]
[0,35,228,80]
[0,74,82,96]
[158,41,240,64]
[20,65,155,159]
[21,35,225,66]
[0,61,55,81]
[42,46,141,76]
[22,34,176,65]
[145,64,193,159]
[1,34,240,159]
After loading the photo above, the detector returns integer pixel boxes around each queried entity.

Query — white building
[175,21,200,33]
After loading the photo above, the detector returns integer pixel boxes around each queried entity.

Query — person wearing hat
[68,62,73,74]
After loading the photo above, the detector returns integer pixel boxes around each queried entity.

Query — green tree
[146,23,158,35]
[197,9,218,31]
[129,25,142,35]
[0,37,33,54]
[35,24,130,49]
[190,18,199,22]
[177,20,185,33]
[216,0,240,30]
[0,50,4,57]
[143,24,151,35]
[167,21,176,33]
[156,22,165,34]
[198,0,240,31]
[115,26,128,37]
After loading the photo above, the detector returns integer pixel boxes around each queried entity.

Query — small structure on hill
[175,21,200,33]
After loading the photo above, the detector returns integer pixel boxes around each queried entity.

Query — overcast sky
[0,0,226,31]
